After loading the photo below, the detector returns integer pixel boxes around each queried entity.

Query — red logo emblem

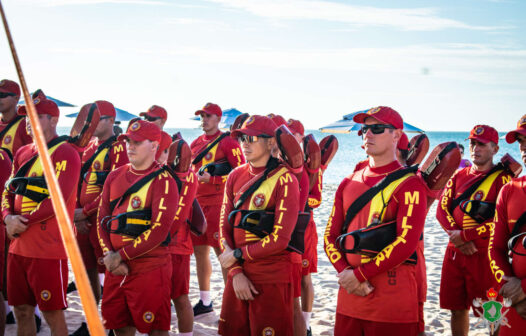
[519,116,526,127]
[131,196,142,209]
[31,172,37,177]
[3,135,11,145]
[143,311,155,323]
[205,152,213,161]
[244,116,256,127]
[40,290,51,301]
[33,98,40,105]
[253,193,266,208]
[262,327,275,336]
[302,259,309,268]
[130,121,140,131]
[367,107,381,115]
[474,126,485,135]
[474,191,484,201]
[93,161,101,170]
[213,232,219,240]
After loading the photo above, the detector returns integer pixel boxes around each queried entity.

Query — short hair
[399,149,409,161]
[459,144,464,151]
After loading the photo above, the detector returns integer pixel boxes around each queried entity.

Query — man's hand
[103,251,123,272]
[5,215,28,238]
[197,171,211,183]
[74,208,88,222]
[74,220,91,235]
[500,276,526,305]
[337,269,361,294]
[449,230,466,247]
[353,281,374,297]
[219,245,237,269]
[457,241,478,255]
[110,263,129,276]
[513,299,526,320]
[232,273,259,300]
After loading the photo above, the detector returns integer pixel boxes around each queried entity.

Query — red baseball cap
[267,114,287,128]
[231,115,277,138]
[467,125,499,144]
[95,100,116,118]
[0,79,20,96]
[353,106,404,130]
[118,119,161,143]
[397,132,409,150]
[140,105,167,120]
[287,119,305,136]
[156,131,172,160]
[195,102,222,118]
[505,115,526,144]
[17,97,59,117]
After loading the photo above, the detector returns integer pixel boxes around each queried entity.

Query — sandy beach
[7,184,491,336]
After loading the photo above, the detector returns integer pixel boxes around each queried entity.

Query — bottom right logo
[473,288,512,334]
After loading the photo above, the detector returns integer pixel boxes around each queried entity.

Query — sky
[0,0,525,131]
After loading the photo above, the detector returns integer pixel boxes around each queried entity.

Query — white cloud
[26,0,168,6]
[205,0,509,31]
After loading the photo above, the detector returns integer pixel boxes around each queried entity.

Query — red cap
[0,79,20,96]
[287,119,304,136]
[195,102,222,117]
[140,105,167,120]
[231,115,277,138]
[95,100,116,118]
[156,131,172,160]
[267,114,287,127]
[353,106,404,130]
[118,120,161,143]
[505,115,526,144]
[397,132,409,150]
[17,97,59,117]
[467,125,499,144]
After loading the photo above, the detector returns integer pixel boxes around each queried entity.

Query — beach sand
[7,184,492,335]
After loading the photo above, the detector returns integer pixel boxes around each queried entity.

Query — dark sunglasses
[238,134,272,144]
[0,92,16,99]
[361,124,396,135]
[144,115,161,122]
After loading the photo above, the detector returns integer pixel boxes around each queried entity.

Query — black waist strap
[102,209,170,246]
[6,177,49,203]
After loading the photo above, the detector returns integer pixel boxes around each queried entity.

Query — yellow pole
[0,2,105,335]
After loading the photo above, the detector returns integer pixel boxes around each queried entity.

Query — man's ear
[393,129,401,144]
[267,137,276,151]
[50,116,59,128]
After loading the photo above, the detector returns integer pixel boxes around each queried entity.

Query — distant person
[140,105,168,130]
[0,79,32,157]
[458,144,472,169]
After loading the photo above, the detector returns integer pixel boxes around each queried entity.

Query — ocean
[58,127,523,185]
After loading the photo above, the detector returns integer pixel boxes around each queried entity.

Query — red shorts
[334,313,418,336]
[7,254,68,311]
[418,301,424,333]
[191,204,220,248]
[500,305,526,336]
[76,217,104,273]
[101,264,172,333]
[170,254,190,300]
[301,219,318,276]
[440,246,497,313]
[292,261,302,298]
[218,278,293,336]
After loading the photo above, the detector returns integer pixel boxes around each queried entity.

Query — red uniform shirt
[97,163,179,274]
[191,131,245,205]
[78,137,128,217]
[324,160,427,322]
[0,148,12,230]
[488,176,526,292]
[0,115,32,157]
[307,171,323,210]
[169,170,198,255]
[220,162,300,283]
[1,138,81,259]
[436,166,512,248]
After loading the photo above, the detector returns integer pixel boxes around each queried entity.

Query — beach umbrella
[191,108,243,130]
[320,109,424,134]
[19,94,76,107]
[66,107,138,122]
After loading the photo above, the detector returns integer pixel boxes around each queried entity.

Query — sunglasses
[0,92,16,99]
[144,115,161,122]
[360,124,396,135]
[238,134,272,144]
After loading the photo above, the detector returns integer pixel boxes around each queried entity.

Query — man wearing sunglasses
[324,106,428,336]
[190,102,245,315]
[437,124,511,336]
[140,105,168,130]
[71,100,129,335]
[217,115,299,335]
[0,79,32,157]
[488,115,526,334]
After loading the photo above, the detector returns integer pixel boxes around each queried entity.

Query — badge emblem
[131,121,140,131]
[474,191,484,201]
[302,259,309,268]
[41,290,51,301]
[3,135,11,145]
[244,116,256,127]
[93,161,101,170]
[205,152,213,161]
[131,196,142,209]
[367,107,381,115]
[253,193,266,208]
[33,98,40,105]
[262,327,275,336]
[519,116,526,127]
[473,288,512,333]
[474,126,485,135]
[213,232,219,240]
[143,311,155,323]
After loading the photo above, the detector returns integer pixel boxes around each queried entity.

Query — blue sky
[1,0,525,132]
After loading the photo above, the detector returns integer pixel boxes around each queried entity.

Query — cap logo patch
[131,121,140,131]
[518,116,526,127]
[253,193,266,208]
[204,103,212,109]
[143,311,155,323]
[41,290,51,301]
[245,116,256,127]
[0,80,4,86]
[33,98,40,105]
[367,107,381,115]
[474,126,484,135]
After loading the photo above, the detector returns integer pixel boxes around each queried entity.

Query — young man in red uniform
[191,102,245,315]
[0,79,32,157]
[436,124,511,336]
[2,97,81,336]
[0,149,11,336]
[140,105,168,130]
[217,115,300,335]
[324,106,427,336]
[97,120,179,335]
[488,115,526,335]
[72,100,129,334]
